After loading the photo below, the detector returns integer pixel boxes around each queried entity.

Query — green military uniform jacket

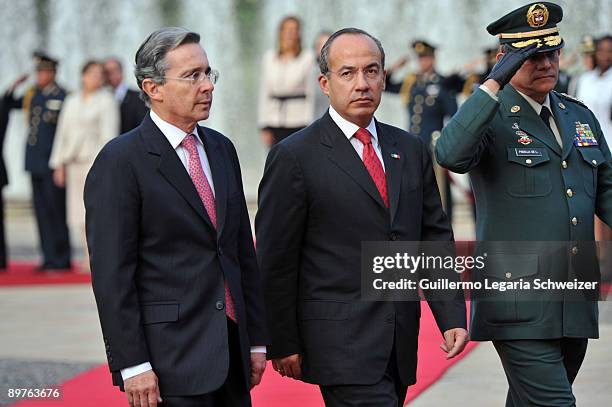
[435,84,612,341]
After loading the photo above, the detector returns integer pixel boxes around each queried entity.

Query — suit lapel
[502,86,562,156]
[321,113,387,210]
[140,115,215,231]
[199,126,228,237]
[549,92,575,160]
[377,122,402,225]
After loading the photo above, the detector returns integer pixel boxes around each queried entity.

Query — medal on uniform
[573,122,598,146]
[512,123,520,130]
[516,131,532,145]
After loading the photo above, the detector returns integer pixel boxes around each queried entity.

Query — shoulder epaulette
[553,91,588,108]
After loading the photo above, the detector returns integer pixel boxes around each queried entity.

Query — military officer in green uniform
[3,52,71,271]
[436,3,611,406]
[386,40,458,221]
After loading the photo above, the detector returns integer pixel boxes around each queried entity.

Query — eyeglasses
[327,66,382,82]
[163,68,219,86]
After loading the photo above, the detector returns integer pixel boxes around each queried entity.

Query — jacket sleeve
[255,143,307,359]
[418,137,467,333]
[435,87,498,173]
[226,139,268,347]
[84,142,150,372]
[592,112,612,227]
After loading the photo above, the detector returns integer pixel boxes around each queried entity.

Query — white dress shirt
[328,105,385,171]
[120,111,264,381]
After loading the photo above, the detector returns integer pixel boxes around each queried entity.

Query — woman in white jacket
[50,60,119,271]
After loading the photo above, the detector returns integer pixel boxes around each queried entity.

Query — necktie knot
[182,133,197,152]
[354,128,372,145]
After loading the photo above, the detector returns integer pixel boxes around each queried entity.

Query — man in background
[3,52,71,272]
[104,57,148,134]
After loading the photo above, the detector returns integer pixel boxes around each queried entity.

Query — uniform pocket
[481,253,542,324]
[506,147,552,197]
[576,147,605,197]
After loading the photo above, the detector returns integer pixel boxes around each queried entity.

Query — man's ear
[318,73,330,97]
[142,78,163,103]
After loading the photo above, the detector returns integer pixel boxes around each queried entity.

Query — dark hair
[81,60,102,75]
[278,15,302,56]
[319,28,385,75]
[596,35,612,48]
[134,27,201,106]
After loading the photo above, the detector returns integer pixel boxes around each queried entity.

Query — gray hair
[319,28,385,75]
[134,27,200,107]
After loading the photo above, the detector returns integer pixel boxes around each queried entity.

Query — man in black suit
[256,28,468,407]
[104,57,148,134]
[85,27,267,407]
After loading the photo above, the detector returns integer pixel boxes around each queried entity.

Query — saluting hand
[485,43,539,89]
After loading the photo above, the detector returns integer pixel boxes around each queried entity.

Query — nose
[354,70,370,90]
[199,78,214,93]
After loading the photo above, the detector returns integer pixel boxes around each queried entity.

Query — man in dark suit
[3,52,71,271]
[85,27,267,407]
[256,28,468,407]
[104,57,148,134]
[436,3,611,406]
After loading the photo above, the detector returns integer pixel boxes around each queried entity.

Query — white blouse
[258,49,315,129]
[50,89,119,168]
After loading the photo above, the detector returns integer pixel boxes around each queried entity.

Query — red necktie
[182,134,237,322]
[354,128,389,208]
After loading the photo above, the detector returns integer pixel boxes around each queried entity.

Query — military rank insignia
[574,122,598,146]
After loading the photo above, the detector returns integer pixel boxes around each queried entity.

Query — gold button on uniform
[526,159,532,164]
[561,161,567,169]
[571,217,578,226]
[505,272,512,279]
[566,189,573,198]
[571,246,579,255]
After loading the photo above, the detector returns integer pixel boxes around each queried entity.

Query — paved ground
[1,201,610,406]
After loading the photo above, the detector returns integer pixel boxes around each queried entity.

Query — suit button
[109,357,114,363]
[571,217,578,226]
[562,161,568,169]
[525,159,532,165]
[215,301,225,310]
[566,188,573,198]
[505,272,512,279]
[592,160,597,166]
[571,246,579,255]
[390,233,398,241]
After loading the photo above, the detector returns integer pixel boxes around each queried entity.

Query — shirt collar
[328,105,378,143]
[516,89,552,116]
[149,109,202,150]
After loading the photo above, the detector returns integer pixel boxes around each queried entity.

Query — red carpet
[0,262,91,286]
[12,304,476,407]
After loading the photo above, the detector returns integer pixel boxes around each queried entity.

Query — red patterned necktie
[182,133,237,322]
[353,128,389,208]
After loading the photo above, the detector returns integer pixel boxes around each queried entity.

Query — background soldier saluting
[3,52,71,271]
[436,2,612,406]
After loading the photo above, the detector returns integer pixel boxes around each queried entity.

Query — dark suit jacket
[85,114,267,395]
[119,88,148,134]
[255,112,466,386]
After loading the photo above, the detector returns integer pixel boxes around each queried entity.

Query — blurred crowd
[0,14,610,272]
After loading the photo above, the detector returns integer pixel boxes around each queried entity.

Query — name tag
[515,148,543,157]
